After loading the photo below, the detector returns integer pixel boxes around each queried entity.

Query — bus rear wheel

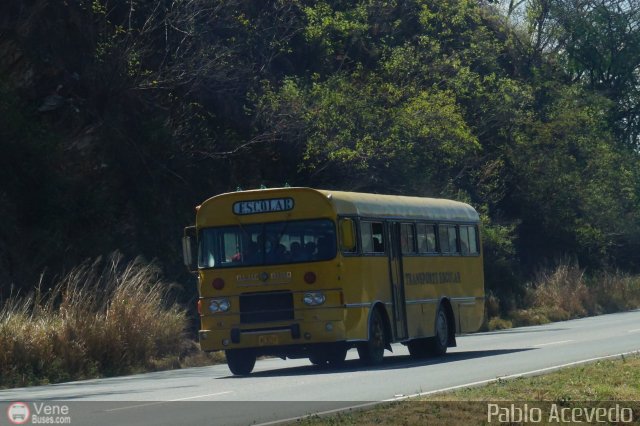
[225,349,256,375]
[428,307,449,356]
[358,309,386,365]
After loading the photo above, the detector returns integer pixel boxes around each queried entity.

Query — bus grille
[239,291,294,324]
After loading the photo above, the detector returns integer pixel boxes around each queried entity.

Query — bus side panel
[456,302,485,333]
[401,256,437,339]
[452,254,484,333]
[341,255,392,341]
[401,254,484,338]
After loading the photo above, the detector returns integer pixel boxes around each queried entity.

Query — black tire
[407,338,430,359]
[309,353,326,366]
[326,345,348,366]
[428,306,449,356]
[357,308,386,365]
[310,344,348,367]
[225,349,256,375]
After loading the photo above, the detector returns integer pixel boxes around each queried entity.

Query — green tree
[505,85,637,269]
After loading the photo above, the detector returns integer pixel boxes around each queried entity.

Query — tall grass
[0,254,189,388]
[508,263,640,327]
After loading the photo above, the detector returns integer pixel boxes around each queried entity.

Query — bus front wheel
[225,349,256,375]
[358,309,386,365]
[310,344,348,367]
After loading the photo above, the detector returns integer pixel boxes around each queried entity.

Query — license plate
[258,334,279,346]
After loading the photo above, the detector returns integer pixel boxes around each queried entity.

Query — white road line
[103,391,234,412]
[533,340,574,347]
[254,350,640,426]
[169,391,235,402]
[628,329,640,333]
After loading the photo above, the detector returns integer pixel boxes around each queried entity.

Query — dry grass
[506,263,640,328]
[0,253,195,388]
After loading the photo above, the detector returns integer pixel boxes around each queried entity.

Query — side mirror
[339,218,356,252]
[182,226,197,272]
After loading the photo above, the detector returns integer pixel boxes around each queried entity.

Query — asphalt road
[1,310,639,425]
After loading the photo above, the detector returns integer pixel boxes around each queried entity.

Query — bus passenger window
[417,224,437,253]
[361,222,373,253]
[362,221,385,253]
[460,225,479,255]
[448,225,459,253]
[438,225,449,253]
[459,227,470,254]
[468,226,479,254]
[371,222,385,252]
[439,225,458,253]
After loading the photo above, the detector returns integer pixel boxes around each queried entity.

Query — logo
[7,402,30,425]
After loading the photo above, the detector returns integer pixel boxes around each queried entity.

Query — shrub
[487,317,513,330]
[590,271,640,314]
[0,253,188,388]
[508,262,640,326]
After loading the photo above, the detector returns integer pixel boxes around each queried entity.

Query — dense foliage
[2,0,640,312]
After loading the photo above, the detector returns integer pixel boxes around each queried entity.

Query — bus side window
[198,230,216,267]
[460,225,479,255]
[438,225,449,253]
[362,221,385,253]
[468,226,479,254]
[361,222,373,253]
[371,222,385,252]
[448,225,459,253]
[439,225,458,254]
[459,226,470,254]
[417,224,437,253]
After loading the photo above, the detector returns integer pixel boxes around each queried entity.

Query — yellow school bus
[183,187,484,375]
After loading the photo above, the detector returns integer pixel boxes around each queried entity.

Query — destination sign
[232,197,294,215]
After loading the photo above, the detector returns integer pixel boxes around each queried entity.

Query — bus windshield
[198,219,336,268]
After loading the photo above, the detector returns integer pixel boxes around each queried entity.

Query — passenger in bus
[232,241,259,263]
[290,241,304,261]
[373,236,383,252]
[276,243,287,260]
[304,241,316,258]
[231,246,242,262]
[256,234,272,259]
[267,243,287,263]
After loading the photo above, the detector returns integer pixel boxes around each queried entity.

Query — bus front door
[388,222,408,341]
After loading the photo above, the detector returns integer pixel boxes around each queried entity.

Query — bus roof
[316,189,480,222]
[197,187,479,224]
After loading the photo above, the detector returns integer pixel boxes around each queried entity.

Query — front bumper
[199,319,346,352]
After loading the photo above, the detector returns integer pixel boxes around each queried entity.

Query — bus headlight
[209,298,231,313]
[303,292,326,306]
